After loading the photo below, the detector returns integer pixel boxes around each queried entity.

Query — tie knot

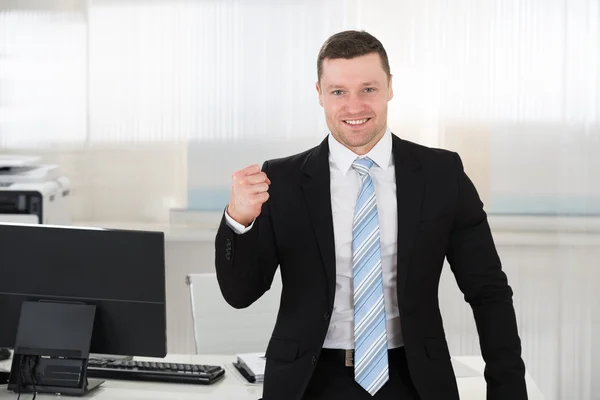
[352,157,375,176]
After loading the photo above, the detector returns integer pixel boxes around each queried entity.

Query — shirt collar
[328,126,393,175]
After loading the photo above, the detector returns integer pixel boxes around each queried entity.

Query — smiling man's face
[316,52,393,155]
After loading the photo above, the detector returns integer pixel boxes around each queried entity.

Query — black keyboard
[86,359,225,385]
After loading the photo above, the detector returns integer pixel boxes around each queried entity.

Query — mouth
[342,118,371,127]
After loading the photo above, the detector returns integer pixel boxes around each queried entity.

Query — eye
[331,90,344,96]
[364,87,376,93]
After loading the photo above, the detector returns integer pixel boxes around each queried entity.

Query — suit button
[311,356,317,365]
[226,238,232,246]
[323,312,330,321]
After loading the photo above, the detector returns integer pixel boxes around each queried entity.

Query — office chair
[186,270,282,355]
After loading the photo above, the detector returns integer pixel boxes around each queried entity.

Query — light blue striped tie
[352,157,389,395]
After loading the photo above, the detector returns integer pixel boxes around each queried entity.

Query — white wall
[439,225,600,400]
[2,144,188,223]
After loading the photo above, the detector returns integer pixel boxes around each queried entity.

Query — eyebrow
[325,82,381,91]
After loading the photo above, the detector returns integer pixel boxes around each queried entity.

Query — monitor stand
[7,301,104,396]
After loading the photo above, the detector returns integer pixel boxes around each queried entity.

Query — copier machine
[0,155,71,225]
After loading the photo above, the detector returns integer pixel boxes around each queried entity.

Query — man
[215,30,527,400]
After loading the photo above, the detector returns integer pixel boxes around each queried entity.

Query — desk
[1,354,544,399]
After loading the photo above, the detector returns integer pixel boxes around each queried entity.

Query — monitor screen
[0,223,166,358]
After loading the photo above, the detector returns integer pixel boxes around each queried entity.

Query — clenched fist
[227,164,271,227]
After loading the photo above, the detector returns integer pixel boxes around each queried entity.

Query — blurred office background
[1,0,599,398]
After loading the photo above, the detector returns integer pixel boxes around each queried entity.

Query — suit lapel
[301,137,336,308]
[392,135,424,303]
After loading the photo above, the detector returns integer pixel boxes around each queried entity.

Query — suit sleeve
[446,153,528,400]
[214,160,279,309]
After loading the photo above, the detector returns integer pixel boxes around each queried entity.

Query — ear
[316,81,324,107]
[387,74,394,101]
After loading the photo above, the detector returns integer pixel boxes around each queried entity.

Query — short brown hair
[317,30,391,83]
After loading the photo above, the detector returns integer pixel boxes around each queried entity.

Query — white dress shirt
[225,127,403,350]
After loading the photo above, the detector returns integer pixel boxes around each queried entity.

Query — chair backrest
[187,270,282,355]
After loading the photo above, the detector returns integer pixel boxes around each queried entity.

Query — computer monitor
[0,222,166,395]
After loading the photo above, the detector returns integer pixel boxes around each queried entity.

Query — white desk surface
[0,354,544,399]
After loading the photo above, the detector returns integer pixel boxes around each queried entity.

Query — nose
[344,93,365,115]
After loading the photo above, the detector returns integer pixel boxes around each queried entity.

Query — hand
[227,164,271,227]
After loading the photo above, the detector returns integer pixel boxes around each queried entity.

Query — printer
[0,156,71,225]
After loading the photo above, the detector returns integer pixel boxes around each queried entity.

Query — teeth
[345,119,368,125]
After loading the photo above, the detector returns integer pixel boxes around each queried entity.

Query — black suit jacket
[215,134,527,400]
